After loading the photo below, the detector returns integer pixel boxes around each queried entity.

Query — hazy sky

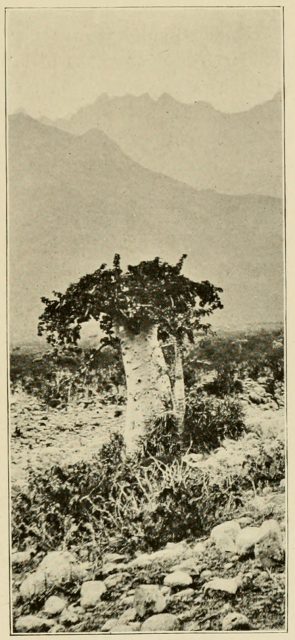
[7,7,283,119]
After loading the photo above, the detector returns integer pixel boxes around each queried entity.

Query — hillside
[8,113,283,344]
[50,92,283,198]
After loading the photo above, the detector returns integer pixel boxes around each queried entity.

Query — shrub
[183,388,246,453]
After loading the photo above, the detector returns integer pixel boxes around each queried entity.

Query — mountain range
[8,103,284,344]
[47,92,283,198]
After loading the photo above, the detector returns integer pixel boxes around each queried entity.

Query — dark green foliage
[38,255,223,347]
[183,388,246,452]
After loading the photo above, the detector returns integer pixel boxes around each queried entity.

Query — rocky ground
[10,384,286,633]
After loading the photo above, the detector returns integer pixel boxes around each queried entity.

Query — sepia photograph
[5,4,286,633]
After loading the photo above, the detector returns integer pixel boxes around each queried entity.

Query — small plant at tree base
[38,255,223,452]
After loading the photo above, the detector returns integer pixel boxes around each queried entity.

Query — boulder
[204,573,243,595]
[12,549,35,567]
[101,618,119,632]
[80,580,106,608]
[60,605,81,626]
[104,552,126,564]
[141,613,180,631]
[15,615,56,632]
[20,551,87,599]
[110,624,135,633]
[210,520,241,553]
[236,526,262,555]
[104,572,127,589]
[44,595,66,616]
[170,588,194,601]
[164,570,192,588]
[222,612,252,630]
[118,607,137,623]
[134,584,169,618]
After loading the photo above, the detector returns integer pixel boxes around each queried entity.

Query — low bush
[12,401,284,560]
[183,388,246,452]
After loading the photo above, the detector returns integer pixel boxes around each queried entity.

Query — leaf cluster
[38,255,223,347]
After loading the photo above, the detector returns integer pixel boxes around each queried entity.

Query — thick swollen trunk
[172,339,186,431]
[116,323,174,453]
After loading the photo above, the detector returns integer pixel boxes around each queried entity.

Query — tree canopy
[38,255,223,347]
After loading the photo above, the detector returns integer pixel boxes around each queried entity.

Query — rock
[200,569,213,581]
[118,607,137,623]
[129,622,141,631]
[170,588,194,601]
[237,519,283,562]
[101,618,119,632]
[255,535,284,568]
[222,612,252,630]
[224,562,234,570]
[39,550,86,581]
[104,572,127,589]
[20,550,87,599]
[48,624,65,633]
[80,580,107,608]
[134,584,169,618]
[104,552,126,563]
[101,561,126,576]
[170,559,200,574]
[44,595,66,616]
[119,594,134,607]
[110,624,134,633]
[204,573,243,595]
[12,548,35,567]
[164,570,192,588]
[189,540,208,556]
[249,391,264,404]
[141,613,180,631]
[210,520,241,552]
[128,541,187,568]
[60,605,81,626]
[15,615,56,632]
[20,570,49,599]
[236,526,262,555]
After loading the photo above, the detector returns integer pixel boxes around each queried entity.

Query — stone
[80,580,107,608]
[170,557,200,573]
[249,391,264,404]
[134,584,168,618]
[128,541,187,568]
[44,595,66,616]
[39,550,86,581]
[164,570,193,588]
[104,572,127,589]
[15,615,56,632]
[60,605,81,626]
[222,612,252,630]
[20,551,87,599]
[210,520,241,553]
[200,569,213,581]
[104,552,127,563]
[170,588,194,601]
[141,613,180,631]
[236,526,262,555]
[255,535,284,568]
[110,624,134,633]
[101,618,119,632]
[204,573,243,595]
[101,561,126,576]
[119,594,134,607]
[12,548,35,567]
[129,622,141,631]
[118,607,137,623]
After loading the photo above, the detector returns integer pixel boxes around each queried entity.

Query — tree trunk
[172,338,186,431]
[116,322,174,453]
